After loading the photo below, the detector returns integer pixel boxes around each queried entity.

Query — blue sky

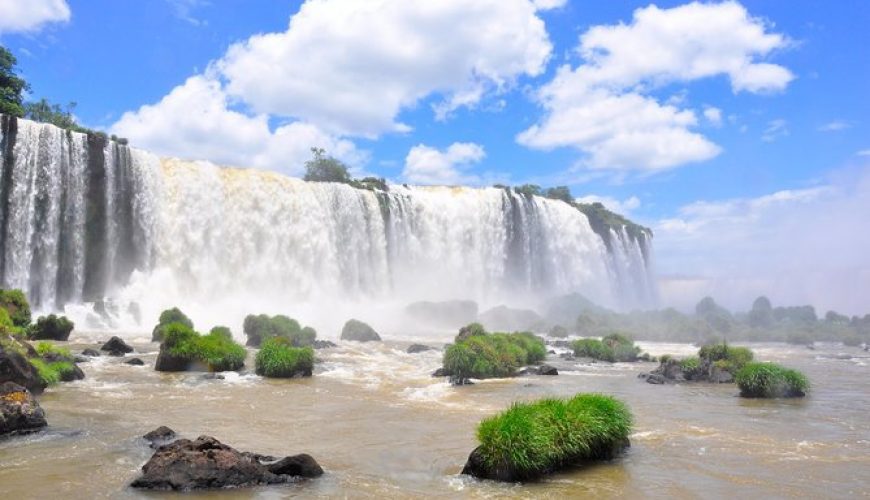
[2,0,869,313]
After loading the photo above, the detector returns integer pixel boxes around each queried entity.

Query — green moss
[475,394,632,479]
[29,358,75,386]
[735,362,809,398]
[163,322,246,372]
[255,337,314,378]
[0,289,31,327]
[26,314,74,340]
[152,307,193,341]
[443,327,546,381]
[243,314,316,347]
[34,341,73,361]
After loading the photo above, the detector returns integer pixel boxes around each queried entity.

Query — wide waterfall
[0,116,655,333]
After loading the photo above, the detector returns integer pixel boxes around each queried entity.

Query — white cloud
[818,120,851,132]
[0,0,70,33]
[858,150,870,157]
[166,0,209,26]
[575,194,640,215]
[217,0,555,137]
[703,106,723,127]
[761,118,788,142]
[518,1,792,172]
[402,142,486,185]
[532,0,568,10]
[654,167,870,314]
[112,76,365,175]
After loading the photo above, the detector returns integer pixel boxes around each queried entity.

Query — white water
[0,117,656,337]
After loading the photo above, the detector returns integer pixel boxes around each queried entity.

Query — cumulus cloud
[112,76,365,175]
[575,194,640,216]
[519,1,792,172]
[402,142,486,185]
[703,107,723,127]
[217,0,554,137]
[654,166,870,314]
[0,0,70,33]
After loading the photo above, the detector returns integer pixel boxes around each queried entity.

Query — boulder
[155,349,189,372]
[0,382,47,435]
[406,344,433,354]
[0,345,45,394]
[130,435,322,490]
[125,358,145,366]
[517,365,559,376]
[404,300,479,328]
[431,367,450,377]
[312,340,337,349]
[101,336,133,356]
[60,364,85,382]
[81,348,101,357]
[340,319,381,342]
[143,426,177,448]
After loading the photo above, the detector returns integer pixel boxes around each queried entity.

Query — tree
[544,186,573,204]
[0,46,30,117]
[514,184,542,197]
[303,147,352,183]
[748,296,773,328]
[23,99,80,130]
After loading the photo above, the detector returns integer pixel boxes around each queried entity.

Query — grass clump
[27,314,74,341]
[698,342,753,373]
[161,322,246,372]
[0,289,31,328]
[29,357,76,386]
[735,362,809,398]
[243,314,316,347]
[152,307,193,341]
[571,332,642,362]
[467,393,632,481]
[34,341,73,360]
[255,337,314,378]
[442,326,546,382]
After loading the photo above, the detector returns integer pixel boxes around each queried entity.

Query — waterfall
[0,116,656,330]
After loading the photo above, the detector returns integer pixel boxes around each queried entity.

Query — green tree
[514,184,542,197]
[748,296,773,328]
[544,186,573,203]
[23,99,80,130]
[303,147,351,183]
[0,46,30,118]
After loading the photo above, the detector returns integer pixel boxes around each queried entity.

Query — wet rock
[0,344,45,394]
[312,340,337,349]
[74,355,88,363]
[100,336,133,356]
[130,435,322,490]
[449,375,473,386]
[143,426,177,448]
[517,365,559,376]
[155,350,189,372]
[60,364,85,382]
[431,367,450,377]
[81,348,101,357]
[340,319,381,342]
[125,358,145,366]
[406,344,433,354]
[0,382,47,435]
[710,366,733,384]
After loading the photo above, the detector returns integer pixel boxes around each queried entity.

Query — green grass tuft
[35,341,73,360]
[572,333,642,362]
[243,314,316,347]
[255,337,314,378]
[735,362,809,398]
[698,342,753,372]
[443,326,546,380]
[163,322,246,371]
[475,393,632,479]
[29,358,75,386]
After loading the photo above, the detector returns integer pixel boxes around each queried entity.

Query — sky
[1,0,868,314]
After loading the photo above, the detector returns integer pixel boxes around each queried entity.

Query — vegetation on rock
[26,314,74,341]
[254,337,314,378]
[735,362,809,398]
[0,289,31,329]
[159,323,246,372]
[243,314,316,347]
[462,393,632,481]
[152,307,194,342]
[571,333,644,362]
[442,325,546,383]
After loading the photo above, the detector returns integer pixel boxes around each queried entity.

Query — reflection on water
[1,339,868,498]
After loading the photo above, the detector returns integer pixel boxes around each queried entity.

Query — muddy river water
[1,334,868,499]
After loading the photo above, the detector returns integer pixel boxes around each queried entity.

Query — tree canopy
[0,46,29,118]
[303,147,352,183]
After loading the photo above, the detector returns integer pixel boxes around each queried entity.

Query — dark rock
[143,426,177,448]
[201,373,225,380]
[449,375,473,386]
[130,435,322,490]
[548,350,556,355]
[0,344,45,394]
[125,358,145,366]
[312,340,337,349]
[340,319,381,342]
[100,336,133,356]
[155,349,190,372]
[0,382,47,435]
[432,367,450,377]
[81,348,101,357]
[60,364,85,382]
[644,373,666,385]
[537,364,558,376]
[406,344,433,354]
[266,454,323,478]
[74,355,88,363]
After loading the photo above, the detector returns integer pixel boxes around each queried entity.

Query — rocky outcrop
[143,426,177,448]
[100,336,133,356]
[406,344,433,354]
[517,364,559,376]
[640,358,735,385]
[313,340,337,349]
[81,348,101,357]
[154,349,189,372]
[0,345,45,394]
[125,358,145,366]
[0,382,47,435]
[340,319,381,342]
[130,435,322,490]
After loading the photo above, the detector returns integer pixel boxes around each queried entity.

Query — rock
[710,366,734,384]
[155,349,189,372]
[644,373,666,385]
[537,364,558,376]
[0,382,47,435]
[130,435,322,490]
[478,305,544,332]
[404,300,478,328]
[340,319,381,342]
[74,355,88,363]
[312,340,337,349]
[266,454,323,478]
[125,358,145,366]
[60,364,85,382]
[0,344,45,394]
[201,373,225,380]
[81,348,101,357]
[431,367,450,377]
[406,344,433,354]
[100,336,133,356]
[558,352,575,361]
[449,375,473,386]
[143,426,177,448]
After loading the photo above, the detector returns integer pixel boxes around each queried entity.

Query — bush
[735,362,809,398]
[468,393,632,481]
[27,314,74,341]
[572,333,642,362]
[679,356,702,378]
[572,338,614,362]
[0,289,31,327]
[255,337,314,378]
[443,327,546,381]
[243,314,316,347]
[698,342,753,372]
[209,326,233,340]
[152,307,193,341]
[162,322,246,372]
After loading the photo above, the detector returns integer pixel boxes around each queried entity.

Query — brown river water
[1,333,868,499]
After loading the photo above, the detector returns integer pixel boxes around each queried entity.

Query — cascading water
[0,116,656,334]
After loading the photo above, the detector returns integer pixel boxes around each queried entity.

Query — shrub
[572,333,642,362]
[443,327,546,381]
[209,326,233,340]
[243,314,316,347]
[152,307,193,341]
[456,322,487,342]
[29,358,75,386]
[467,393,632,481]
[255,337,314,378]
[162,322,246,372]
[27,314,74,341]
[0,289,31,327]
[735,362,809,398]
[572,338,614,362]
[698,342,753,373]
